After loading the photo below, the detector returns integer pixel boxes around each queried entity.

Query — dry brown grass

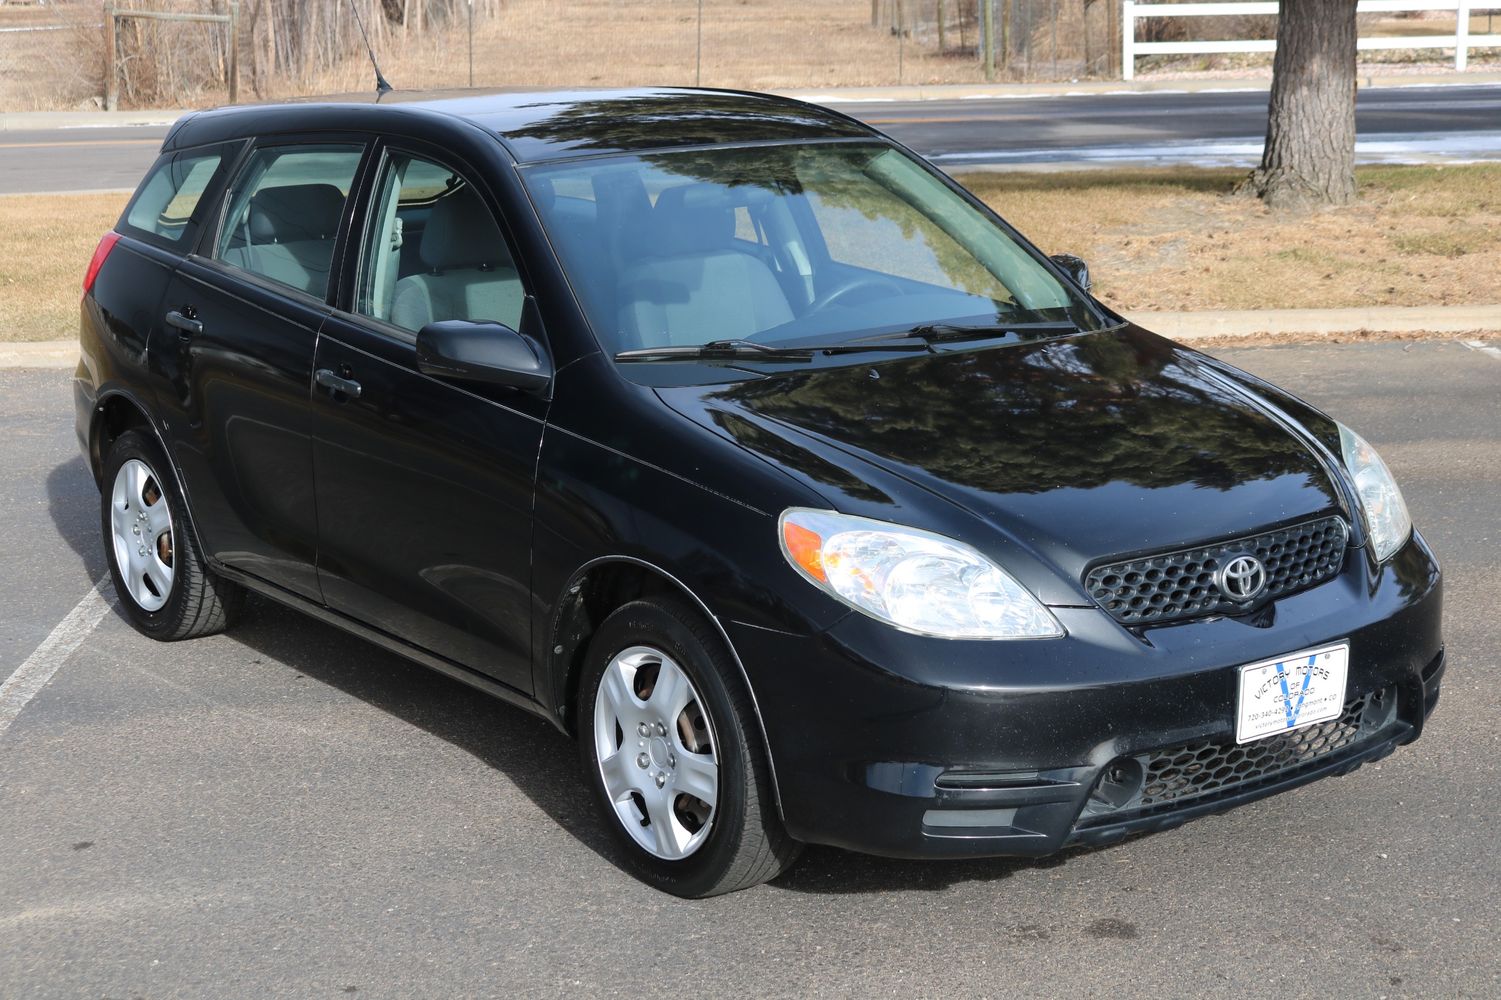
[0,0,1134,110]
[297,0,980,96]
[6,1,1498,110]
[0,192,126,342]
[962,164,1501,313]
[1,0,1007,111]
[3,165,1497,342]
[1366,13,1501,37]
[0,5,104,111]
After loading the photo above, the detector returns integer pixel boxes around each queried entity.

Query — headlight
[1337,423,1411,562]
[778,508,1062,639]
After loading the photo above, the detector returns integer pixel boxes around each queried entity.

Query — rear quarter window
[120,145,236,249]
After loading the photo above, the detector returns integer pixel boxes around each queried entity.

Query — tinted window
[216,144,364,298]
[524,143,1099,356]
[358,152,522,333]
[120,148,228,247]
[804,170,1012,302]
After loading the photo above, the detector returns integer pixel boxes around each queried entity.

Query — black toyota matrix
[75,88,1444,897]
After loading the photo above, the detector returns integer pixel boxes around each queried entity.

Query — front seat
[390,184,522,333]
[616,184,793,349]
[223,183,346,295]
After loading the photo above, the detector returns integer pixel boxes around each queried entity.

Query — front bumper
[732,531,1444,860]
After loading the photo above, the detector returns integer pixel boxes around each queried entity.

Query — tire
[101,429,242,640]
[577,597,801,897]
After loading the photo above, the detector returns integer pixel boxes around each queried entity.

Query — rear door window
[119,146,232,248]
[215,144,365,299]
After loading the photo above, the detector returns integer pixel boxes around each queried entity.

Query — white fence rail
[1122,1,1501,80]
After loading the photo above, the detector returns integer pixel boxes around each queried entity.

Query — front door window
[358,153,523,333]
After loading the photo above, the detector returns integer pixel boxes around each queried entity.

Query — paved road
[1,340,1498,998]
[0,126,168,195]
[3,84,1500,193]
[861,83,1501,169]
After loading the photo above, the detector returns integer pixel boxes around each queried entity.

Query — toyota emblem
[1216,554,1267,603]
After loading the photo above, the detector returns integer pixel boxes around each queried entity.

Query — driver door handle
[164,309,202,337]
[315,368,362,399]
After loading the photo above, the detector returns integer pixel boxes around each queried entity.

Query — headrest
[248,184,345,244]
[420,183,502,271]
[651,183,736,256]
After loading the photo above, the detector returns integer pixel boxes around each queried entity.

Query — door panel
[150,140,367,601]
[310,320,544,692]
[309,145,546,692]
[155,263,326,600]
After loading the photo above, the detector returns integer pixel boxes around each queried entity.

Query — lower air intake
[1080,687,1395,823]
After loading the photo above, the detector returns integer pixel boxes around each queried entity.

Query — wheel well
[551,560,704,735]
[89,394,152,483]
[550,557,786,819]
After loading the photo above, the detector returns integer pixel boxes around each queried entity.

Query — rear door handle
[164,309,202,337]
[315,368,362,399]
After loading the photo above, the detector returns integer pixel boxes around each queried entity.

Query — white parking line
[1460,339,1501,362]
[0,579,112,738]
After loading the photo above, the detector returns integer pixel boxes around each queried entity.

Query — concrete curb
[1137,304,1501,342]
[0,110,183,131]
[1,342,79,369]
[6,305,1497,369]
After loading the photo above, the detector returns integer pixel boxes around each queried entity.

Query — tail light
[83,231,122,296]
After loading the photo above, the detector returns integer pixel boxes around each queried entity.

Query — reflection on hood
[710,332,1315,496]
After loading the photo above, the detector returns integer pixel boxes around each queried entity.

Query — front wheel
[578,598,800,897]
[101,429,242,640]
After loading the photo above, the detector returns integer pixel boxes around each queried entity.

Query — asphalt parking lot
[2,340,1498,998]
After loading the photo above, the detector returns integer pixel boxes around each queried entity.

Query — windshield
[523,142,1105,357]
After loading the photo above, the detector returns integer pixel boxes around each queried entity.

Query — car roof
[162,87,876,163]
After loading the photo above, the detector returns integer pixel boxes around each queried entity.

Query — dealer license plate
[1235,643,1350,744]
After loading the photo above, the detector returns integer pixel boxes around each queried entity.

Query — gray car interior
[389,182,522,333]
[220,182,346,297]
[218,166,803,345]
[615,183,794,348]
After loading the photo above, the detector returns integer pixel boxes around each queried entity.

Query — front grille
[1081,688,1393,824]
[1084,515,1349,626]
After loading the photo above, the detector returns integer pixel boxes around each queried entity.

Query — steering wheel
[807,274,905,314]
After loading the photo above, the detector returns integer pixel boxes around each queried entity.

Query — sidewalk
[1138,304,1501,341]
[7,305,1497,369]
[0,341,79,369]
[5,70,1501,131]
[0,109,183,131]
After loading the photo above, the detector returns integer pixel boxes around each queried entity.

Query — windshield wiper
[833,321,1079,351]
[613,338,927,363]
[614,340,813,363]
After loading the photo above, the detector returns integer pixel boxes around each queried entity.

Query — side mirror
[1049,253,1091,293]
[415,319,552,393]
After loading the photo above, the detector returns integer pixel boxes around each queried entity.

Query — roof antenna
[348,0,393,99]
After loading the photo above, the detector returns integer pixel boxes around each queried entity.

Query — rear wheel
[101,430,242,640]
[578,598,800,897]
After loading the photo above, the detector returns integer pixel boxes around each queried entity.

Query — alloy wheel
[110,458,175,612]
[592,645,719,860]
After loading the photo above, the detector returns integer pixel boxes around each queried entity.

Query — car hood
[654,326,1345,605]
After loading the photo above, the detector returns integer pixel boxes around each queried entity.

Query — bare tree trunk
[1243,0,1358,210]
